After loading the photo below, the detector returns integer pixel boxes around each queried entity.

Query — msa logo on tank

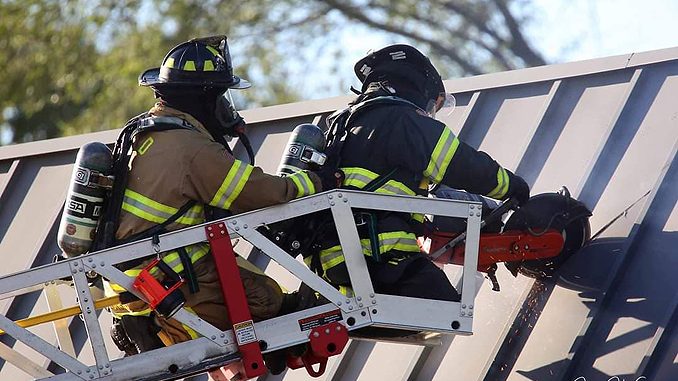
[276,124,327,177]
[74,166,91,186]
[69,199,87,214]
[67,198,102,217]
[286,143,302,158]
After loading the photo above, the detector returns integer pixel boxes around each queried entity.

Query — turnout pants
[367,254,460,302]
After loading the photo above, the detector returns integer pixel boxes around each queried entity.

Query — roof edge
[445,46,678,93]
[2,46,677,161]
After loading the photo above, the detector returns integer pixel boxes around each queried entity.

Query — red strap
[206,222,266,378]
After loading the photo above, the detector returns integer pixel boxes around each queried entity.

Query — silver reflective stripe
[379,236,419,251]
[288,171,315,197]
[344,171,375,187]
[123,194,173,220]
[295,173,312,196]
[182,205,204,222]
[428,131,456,181]
[378,181,414,196]
[212,162,249,208]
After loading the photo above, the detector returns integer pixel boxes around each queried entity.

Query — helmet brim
[138,68,251,89]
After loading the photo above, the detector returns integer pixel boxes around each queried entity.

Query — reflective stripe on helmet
[183,61,196,71]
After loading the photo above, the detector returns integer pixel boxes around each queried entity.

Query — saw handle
[482,198,519,228]
[429,198,518,260]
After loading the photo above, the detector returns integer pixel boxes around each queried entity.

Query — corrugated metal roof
[0,47,677,381]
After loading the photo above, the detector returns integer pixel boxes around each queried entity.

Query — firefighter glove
[314,168,345,191]
[505,170,530,205]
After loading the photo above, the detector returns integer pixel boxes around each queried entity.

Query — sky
[528,0,678,63]
[330,0,678,92]
[3,1,678,145]
[278,0,678,107]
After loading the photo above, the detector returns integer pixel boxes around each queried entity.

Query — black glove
[215,95,245,136]
[313,168,345,191]
[505,170,530,205]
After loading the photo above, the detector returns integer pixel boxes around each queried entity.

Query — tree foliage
[0,0,545,144]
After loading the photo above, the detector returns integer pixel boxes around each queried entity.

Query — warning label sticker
[298,309,343,331]
[233,320,257,346]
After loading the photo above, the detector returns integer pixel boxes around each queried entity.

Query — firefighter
[106,36,341,357]
[314,44,530,302]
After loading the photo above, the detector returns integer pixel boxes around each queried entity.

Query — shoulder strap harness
[94,114,201,292]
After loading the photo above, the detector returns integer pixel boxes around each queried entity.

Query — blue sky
[331,0,678,91]
[283,0,678,105]
[528,0,678,62]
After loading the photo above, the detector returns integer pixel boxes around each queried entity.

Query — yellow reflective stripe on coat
[288,171,316,198]
[121,243,210,277]
[424,127,460,183]
[122,189,204,225]
[318,232,420,271]
[342,167,376,188]
[341,167,415,196]
[210,160,254,210]
[486,167,510,199]
[339,286,354,297]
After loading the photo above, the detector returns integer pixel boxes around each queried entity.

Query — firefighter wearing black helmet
[106,36,341,358]
[315,44,530,301]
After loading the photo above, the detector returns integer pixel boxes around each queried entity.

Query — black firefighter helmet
[354,44,450,116]
[139,35,250,90]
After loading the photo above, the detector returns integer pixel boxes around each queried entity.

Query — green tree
[0,0,545,144]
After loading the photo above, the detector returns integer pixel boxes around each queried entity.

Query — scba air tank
[57,142,113,257]
[276,123,327,176]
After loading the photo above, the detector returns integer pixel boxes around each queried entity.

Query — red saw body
[424,229,565,273]
[421,187,592,286]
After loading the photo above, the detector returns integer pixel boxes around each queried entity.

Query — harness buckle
[354,213,368,227]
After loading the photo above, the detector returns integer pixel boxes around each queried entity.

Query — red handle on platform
[206,222,266,378]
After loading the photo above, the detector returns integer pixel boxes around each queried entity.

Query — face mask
[214,91,245,136]
[426,93,456,118]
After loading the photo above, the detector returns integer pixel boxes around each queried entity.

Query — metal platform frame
[0,189,482,380]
